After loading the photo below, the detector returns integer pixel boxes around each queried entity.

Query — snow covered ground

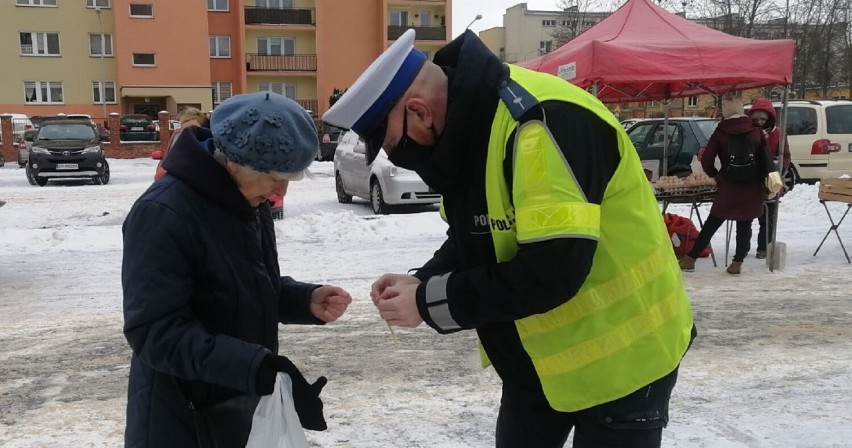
[0,158,850,447]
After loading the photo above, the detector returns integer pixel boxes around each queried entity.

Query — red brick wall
[0,115,14,163]
[104,113,170,159]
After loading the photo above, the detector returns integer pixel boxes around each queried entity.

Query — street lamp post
[465,14,483,30]
[95,5,108,126]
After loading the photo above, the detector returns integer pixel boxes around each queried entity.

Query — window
[257,37,294,56]
[688,96,698,107]
[259,82,295,99]
[129,3,153,17]
[24,81,63,103]
[539,40,553,53]
[419,11,430,27]
[93,81,116,104]
[132,52,156,66]
[825,105,852,135]
[86,0,110,7]
[782,107,817,135]
[16,0,57,6]
[20,32,60,56]
[212,81,232,104]
[390,11,408,26]
[89,33,113,56]
[542,19,556,27]
[207,0,228,11]
[257,0,293,8]
[209,36,231,58]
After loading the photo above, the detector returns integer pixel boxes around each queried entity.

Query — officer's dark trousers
[495,367,679,448]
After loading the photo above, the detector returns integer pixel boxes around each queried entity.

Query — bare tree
[551,0,622,47]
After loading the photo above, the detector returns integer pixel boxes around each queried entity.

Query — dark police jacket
[121,126,321,447]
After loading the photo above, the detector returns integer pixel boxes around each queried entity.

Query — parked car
[119,115,158,141]
[17,128,38,167]
[318,124,345,161]
[626,117,719,177]
[620,118,646,130]
[746,100,852,186]
[26,120,109,186]
[333,130,441,214]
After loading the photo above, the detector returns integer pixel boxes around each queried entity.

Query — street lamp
[95,5,108,126]
[465,14,483,30]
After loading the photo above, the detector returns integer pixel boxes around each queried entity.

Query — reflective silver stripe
[425,273,461,331]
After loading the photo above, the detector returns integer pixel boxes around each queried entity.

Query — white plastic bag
[246,373,309,448]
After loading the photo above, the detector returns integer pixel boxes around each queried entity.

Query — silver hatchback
[333,130,440,214]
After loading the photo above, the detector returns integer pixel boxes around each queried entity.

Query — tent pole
[662,101,670,176]
[769,86,790,272]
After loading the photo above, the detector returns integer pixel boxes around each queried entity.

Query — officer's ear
[405,98,434,130]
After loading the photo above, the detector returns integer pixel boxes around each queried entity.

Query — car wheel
[783,165,797,192]
[100,160,111,185]
[272,209,284,220]
[370,179,391,215]
[25,164,37,186]
[335,172,352,204]
[34,174,48,187]
[0,154,5,167]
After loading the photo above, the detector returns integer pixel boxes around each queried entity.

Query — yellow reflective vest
[483,65,694,412]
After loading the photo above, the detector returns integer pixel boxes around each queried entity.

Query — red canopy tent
[518,0,795,103]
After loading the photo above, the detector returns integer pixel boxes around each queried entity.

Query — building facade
[0,0,452,122]
[480,2,608,64]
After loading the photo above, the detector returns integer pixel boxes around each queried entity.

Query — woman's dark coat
[121,126,321,448]
[702,116,771,221]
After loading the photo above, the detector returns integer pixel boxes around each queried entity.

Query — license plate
[131,127,143,131]
[56,163,78,170]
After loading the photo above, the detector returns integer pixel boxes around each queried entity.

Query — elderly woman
[122,92,352,447]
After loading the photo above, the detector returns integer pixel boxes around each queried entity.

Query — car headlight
[82,146,101,154]
[31,146,49,154]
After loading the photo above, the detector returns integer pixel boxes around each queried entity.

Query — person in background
[324,29,694,448]
[123,91,352,447]
[154,107,210,181]
[679,96,772,274]
[747,98,791,259]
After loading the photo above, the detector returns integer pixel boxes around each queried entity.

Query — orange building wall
[113,0,211,87]
[315,0,384,115]
[208,5,246,95]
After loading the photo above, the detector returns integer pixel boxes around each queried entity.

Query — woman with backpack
[679,96,774,275]
[747,98,792,259]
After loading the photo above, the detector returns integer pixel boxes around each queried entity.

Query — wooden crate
[818,178,852,203]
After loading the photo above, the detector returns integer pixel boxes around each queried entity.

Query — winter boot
[755,249,767,259]
[727,261,743,275]
[679,256,696,272]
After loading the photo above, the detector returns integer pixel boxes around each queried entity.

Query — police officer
[324,29,695,448]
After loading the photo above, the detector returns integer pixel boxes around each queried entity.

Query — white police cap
[322,28,426,164]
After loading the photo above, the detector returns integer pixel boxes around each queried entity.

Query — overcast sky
[451,0,562,37]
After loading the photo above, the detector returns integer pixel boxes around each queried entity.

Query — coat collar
[161,126,257,219]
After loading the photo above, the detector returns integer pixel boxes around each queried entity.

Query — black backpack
[724,133,759,183]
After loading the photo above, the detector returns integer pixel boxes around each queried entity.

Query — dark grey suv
[627,117,719,177]
[26,120,110,186]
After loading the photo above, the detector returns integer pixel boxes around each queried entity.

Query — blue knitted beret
[211,92,317,173]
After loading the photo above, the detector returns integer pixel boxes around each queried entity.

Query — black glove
[256,354,328,431]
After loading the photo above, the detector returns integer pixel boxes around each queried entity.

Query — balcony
[296,99,318,114]
[245,7,315,25]
[247,54,317,72]
[388,26,446,40]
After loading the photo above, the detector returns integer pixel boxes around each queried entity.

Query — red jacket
[749,98,791,171]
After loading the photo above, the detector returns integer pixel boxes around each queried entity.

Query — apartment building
[480,2,608,64]
[0,0,452,121]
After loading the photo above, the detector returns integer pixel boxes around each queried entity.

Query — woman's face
[228,163,290,207]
